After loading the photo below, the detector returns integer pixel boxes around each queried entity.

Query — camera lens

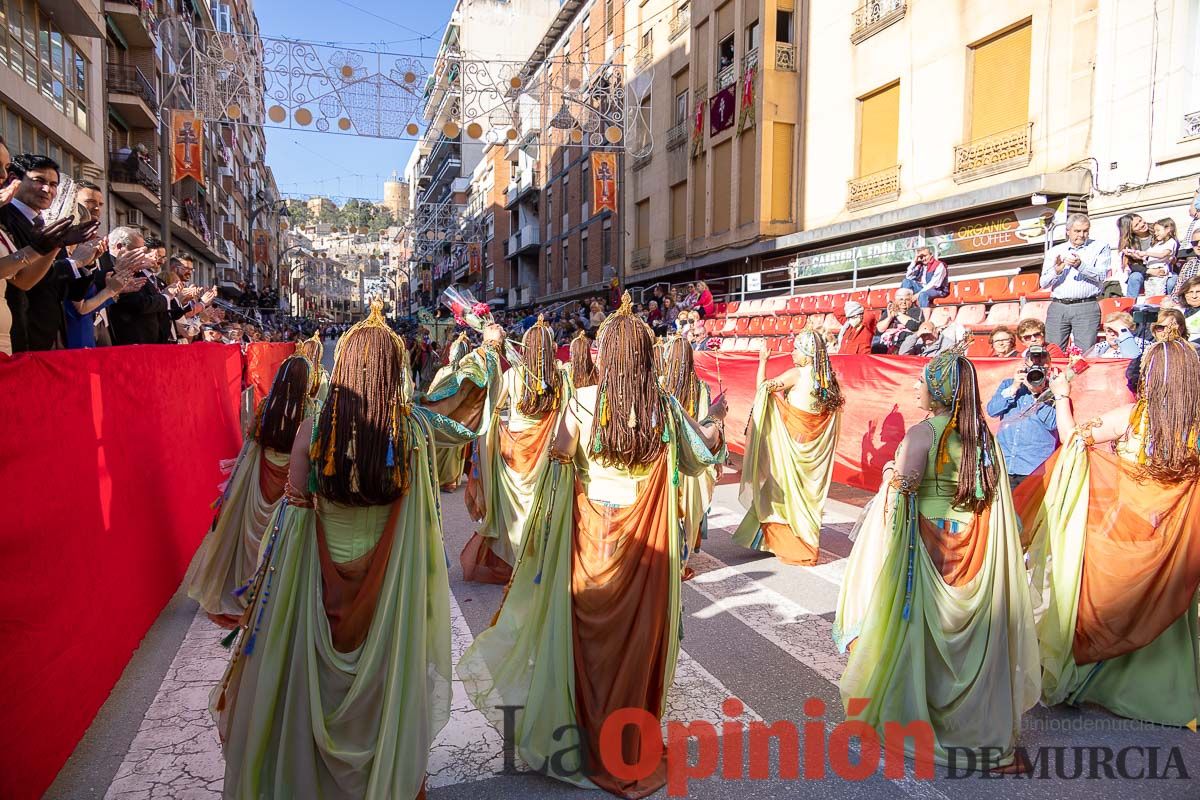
[1026,367,1045,385]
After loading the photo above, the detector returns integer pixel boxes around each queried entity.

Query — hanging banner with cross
[591,152,618,215]
[171,110,204,185]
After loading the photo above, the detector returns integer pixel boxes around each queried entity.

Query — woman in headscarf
[461,315,570,584]
[458,295,727,799]
[1019,333,1200,727]
[733,330,843,565]
[834,344,1039,770]
[213,301,474,800]
[660,334,718,580]
[186,354,314,627]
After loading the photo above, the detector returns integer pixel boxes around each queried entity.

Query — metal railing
[952,123,1034,183]
[742,48,758,73]
[775,43,797,72]
[847,164,901,210]
[106,62,158,110]
[851,0,906,43]
[635,45,653,71]
[667,120,689,150]
[108,150,160,193]
[665,236,685,260]
[715,63,736,92]
[632,247,650,269]
[1184,110,1200,140]
[668,7,690,41]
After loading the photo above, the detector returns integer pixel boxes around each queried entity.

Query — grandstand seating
[697,271,1166,354]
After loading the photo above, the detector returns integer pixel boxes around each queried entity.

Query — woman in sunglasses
[1020,331,1200,729]
[1084,311,1144,358]
[1176,275,1200,342]
[1015,318,1065,358]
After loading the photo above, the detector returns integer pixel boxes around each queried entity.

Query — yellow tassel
[627,406,637,429]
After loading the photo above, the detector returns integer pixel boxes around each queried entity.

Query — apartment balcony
[505,168,540,207]
[108,151,160,215]
[742,48,758,74]
[665,236,685,261]
[171,202,226,264]
[632,152,652,171]
[715,63,736,92]
[952,123,1034,183]
[635,45,652,72]
[506,224,541,256]
[667,120,688,150]
[1183,110,1200,140]
[847,164,901,210]
[106,63,158,128]
[632,247,650,270]
[668,7,690,41]
[423,135,461,177]
[851,0,906,44]
[105,0,157,47]
[775,43,797,72]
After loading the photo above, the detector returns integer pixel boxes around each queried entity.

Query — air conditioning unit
[126,209,145,228]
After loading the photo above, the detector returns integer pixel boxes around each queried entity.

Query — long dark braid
[1130,337,1200,483]
[569,330,598,388]
[310,326,416,506]
[945,356,999,514]
[255,356,312,452]
[516,319,562,417]
[589,302,665,470]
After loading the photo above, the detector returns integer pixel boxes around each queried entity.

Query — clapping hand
[0,181,18,208]
[60,220,100,247]
[104,272,128,294]
[71,236,106,267]
[114,246,155,273]
[200,287,218,305]
[29,218,98,255]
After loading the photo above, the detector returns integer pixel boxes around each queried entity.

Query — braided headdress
[296,332,325,398]
[1127,333,1200,482]
[921,335,998,513]
[253,354,314,451]
[311,298,417,504]
[660,335,701,417]
[516,314,562,417]
[569,329,597,388]
[796,328,844,414]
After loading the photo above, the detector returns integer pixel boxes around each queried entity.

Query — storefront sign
[790,233,921,280]
[927,201,1066,259]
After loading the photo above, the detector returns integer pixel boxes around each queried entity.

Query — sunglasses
[1151,323,1171,332]
[1020,333,1043,341]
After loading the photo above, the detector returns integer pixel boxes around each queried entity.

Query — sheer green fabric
[213,411,471,799]
[1026,437,1200,726]
[457,394,724,788]
[186,442,288,617]
[835,427,1039,766]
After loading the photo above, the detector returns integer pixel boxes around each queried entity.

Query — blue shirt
[986,378,1060,476]
[64,282,113,349]
[1040,239,1111,300]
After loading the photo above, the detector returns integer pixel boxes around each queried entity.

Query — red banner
[691,98,705,158]
[244,341,297,408]
[709,85,736,136]
[253,229,271,266]
[694,353,1133,491]
[0,344,244,799]
[468,242,482,275]
[591,152,618,215]
[171,110,204,185]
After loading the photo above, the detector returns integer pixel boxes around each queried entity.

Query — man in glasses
[1015,318,1065,358]
[988,326,1019,358]
[1040,212,1109,349]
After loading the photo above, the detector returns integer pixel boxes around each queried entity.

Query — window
[485,213,495,241]
[771,123,794,221]
[562,174,570,230]
[968,22,1032,141]
[580,230,589,284]
[602,219,612,266]
[0,5,89,133]
[717,35,735,71]
[635,200,650,249]
[641,29,653,50]
[545,187,553,234]
[605,0,614,36]
[213,4,232,33]
[562,240,569,282]
[776,10,793,44]
[670,182,687,239]
[745,21,760,54]
[858,82,900,176]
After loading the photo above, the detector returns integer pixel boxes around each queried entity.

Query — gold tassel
[627,405,637,429]
[346,422,357,460]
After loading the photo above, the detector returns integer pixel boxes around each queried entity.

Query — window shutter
[858,82,900,177]
[771,122,793,222]
[969,23,1032,141]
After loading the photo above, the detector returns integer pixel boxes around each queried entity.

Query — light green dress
[835,416,1040,766]
[423,344,504,487]
[212,408,475,799]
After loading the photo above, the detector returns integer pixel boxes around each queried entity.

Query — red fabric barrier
[244,342,297,407]
[695,353,1133,491]
[0,344,244,799]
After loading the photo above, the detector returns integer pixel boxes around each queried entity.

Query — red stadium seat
[1012,272,1051,300]
[955,303,987,327]
[747,316,764,335]
[786,296,804,315]
[956,280,984,302]
[779,337,795,353]
[967,337,995,358]
[982,276,1015,302]
[715,302,728,315]
[928,305,957,328]
[726,301,740,315]
[790,314,808,332]
[1143,295,1167,306]
[1099,297,1135,317]
[800,295,819,313]
[975,302,1021,331]
[735,316,751,333]
[1020,300,1050,322]
[867,289,890,309]
[813,294,833,313]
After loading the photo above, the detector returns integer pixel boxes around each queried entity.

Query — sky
[254,0,456,203]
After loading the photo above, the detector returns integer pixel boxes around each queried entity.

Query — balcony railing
[775,43,797,72]
[1184,110,1200,140]
[106,62,158,110]
[851,0,906,44]
[108,150,160,194]
[632,247,650,269]
[668,8,690,41]
[715,63,736,92]
[742,48,758,73]
[665,236,685,261]
[632,152,652,171]
[847,164,901,210]
[952,123,1034,183]
[635,45,652,71]
[667,120,689,150]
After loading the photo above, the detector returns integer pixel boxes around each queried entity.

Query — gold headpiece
[298,330,323,362]
[596,292,634,338]
[333,297,410,385]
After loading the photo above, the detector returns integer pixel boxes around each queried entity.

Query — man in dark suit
[107,226,169,345]
[1,155,98,351]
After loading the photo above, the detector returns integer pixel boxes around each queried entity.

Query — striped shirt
[1040,239,1110,300]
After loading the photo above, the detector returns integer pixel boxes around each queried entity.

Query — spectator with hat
[836,300,877,355]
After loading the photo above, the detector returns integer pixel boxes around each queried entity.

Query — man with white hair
[1040,212,1109,349]
[107,226,168,345]
[874,287,922,353]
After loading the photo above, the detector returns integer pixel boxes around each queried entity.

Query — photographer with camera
[986,345,1060,489]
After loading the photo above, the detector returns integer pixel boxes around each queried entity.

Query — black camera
[1021,346,1051,385]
